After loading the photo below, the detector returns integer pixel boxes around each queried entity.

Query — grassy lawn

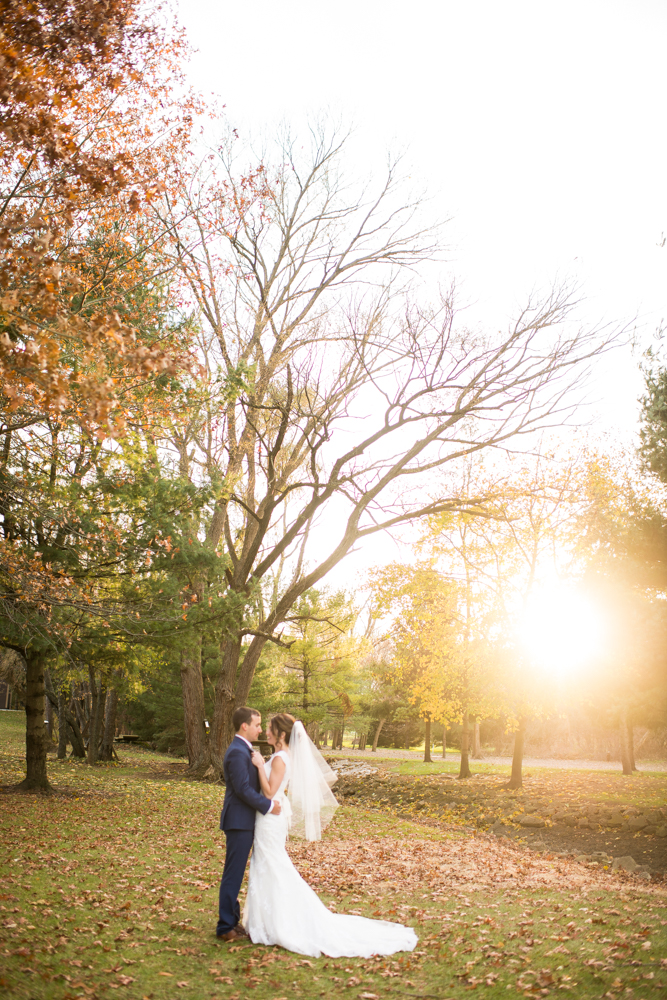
[2,710,666,1000]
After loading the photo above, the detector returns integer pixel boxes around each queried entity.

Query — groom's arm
[226,751,273,815]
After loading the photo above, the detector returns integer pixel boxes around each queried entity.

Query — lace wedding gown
[243,749,418,957]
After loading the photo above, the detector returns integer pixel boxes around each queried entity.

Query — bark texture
[86,668,106,765]
[57,692,68,760]
[18,649,50,791]
[180,640,209,770]
[441,724,447,759]
[99,688,119,761]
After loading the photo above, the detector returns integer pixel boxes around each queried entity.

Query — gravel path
[323,747,667,772]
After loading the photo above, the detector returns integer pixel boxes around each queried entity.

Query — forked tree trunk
[99,688,119,761]
[423,715,432,763]
[505,717,527,789]
[442,724,447,758]
[371,717,386,752]
[68,719,86,757]
[45,685,85,758]
[619,705,633,775]
[18,649,51,791]
[458,709,472,779]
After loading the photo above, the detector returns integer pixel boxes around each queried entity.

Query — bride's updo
[270,713,295,745]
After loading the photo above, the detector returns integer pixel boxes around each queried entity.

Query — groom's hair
[233,706,260,732]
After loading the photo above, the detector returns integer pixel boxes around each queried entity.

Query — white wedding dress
[243,749,418,957]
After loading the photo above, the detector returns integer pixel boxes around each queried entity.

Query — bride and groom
[216,706,418,958]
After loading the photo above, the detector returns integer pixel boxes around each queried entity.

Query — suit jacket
[220,736,272,831]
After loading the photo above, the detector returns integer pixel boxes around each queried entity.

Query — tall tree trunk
[45,684,85,758]
[57,691,68,760]
[209,635,244,776]
[181,638,209,771]
[505,717,526,789]
[619,705,633,775]
[442,723,447,758]
[99,688,119,761]
[74,692,88,737]
[458,709,471,779]
[472,718,482,758]
[371,717,386,752]
[67,719,86,757]
[44,688,54,741]
[423,715,432,763]
[87,668,105,766]
[629,720,638,771]
[18,649,50,791]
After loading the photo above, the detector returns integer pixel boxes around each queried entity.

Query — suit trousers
[217,828,254,935]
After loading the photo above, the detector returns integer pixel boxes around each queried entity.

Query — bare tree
[159,127,621,776]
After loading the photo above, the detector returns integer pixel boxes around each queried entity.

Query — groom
[216,706,281,942]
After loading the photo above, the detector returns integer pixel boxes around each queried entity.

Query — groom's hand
[271,800,282,815]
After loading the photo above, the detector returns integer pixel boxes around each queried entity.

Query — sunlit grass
[2,711,667,1000]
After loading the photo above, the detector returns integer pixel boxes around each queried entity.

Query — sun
[519,583,607,678]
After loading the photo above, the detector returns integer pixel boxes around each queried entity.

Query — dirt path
[325,747,667,772]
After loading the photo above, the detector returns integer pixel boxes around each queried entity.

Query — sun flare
[519,584,607,678]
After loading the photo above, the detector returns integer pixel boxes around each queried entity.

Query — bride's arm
[250,751,286,798]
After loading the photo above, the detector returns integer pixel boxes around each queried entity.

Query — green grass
[2,710,667,1000]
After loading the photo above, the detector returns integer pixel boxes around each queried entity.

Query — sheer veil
[288,721,339,840]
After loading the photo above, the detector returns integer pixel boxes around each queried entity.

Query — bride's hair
[270,713,296,745]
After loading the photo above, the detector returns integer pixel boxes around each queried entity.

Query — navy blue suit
[217,736,272,935]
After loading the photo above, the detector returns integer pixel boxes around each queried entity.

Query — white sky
[176,0,667,582]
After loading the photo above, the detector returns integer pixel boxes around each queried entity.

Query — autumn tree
[0,1,202,789]
[153,123,623,777]
[423,453,586,786]
[280,588,358,729]
[369,564,461,763]
[575,450,667,772]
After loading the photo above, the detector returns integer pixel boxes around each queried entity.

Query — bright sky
[176,0,667,584]
[178,0,667,440]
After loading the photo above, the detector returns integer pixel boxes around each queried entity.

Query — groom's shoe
[216,927,247,942]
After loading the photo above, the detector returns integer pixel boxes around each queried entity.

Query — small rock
[574,854,590,864]
[612,856,639,872]
[656,825,667,838]
[577,818,590,828]
[518,815,546,828]
[644,825,657,835]
[627,816,648,831]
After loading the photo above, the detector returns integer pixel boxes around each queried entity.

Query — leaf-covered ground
[334,759,667,873]
[2,710,667,1000]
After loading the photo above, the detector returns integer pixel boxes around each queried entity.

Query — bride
[243,712,417,958]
